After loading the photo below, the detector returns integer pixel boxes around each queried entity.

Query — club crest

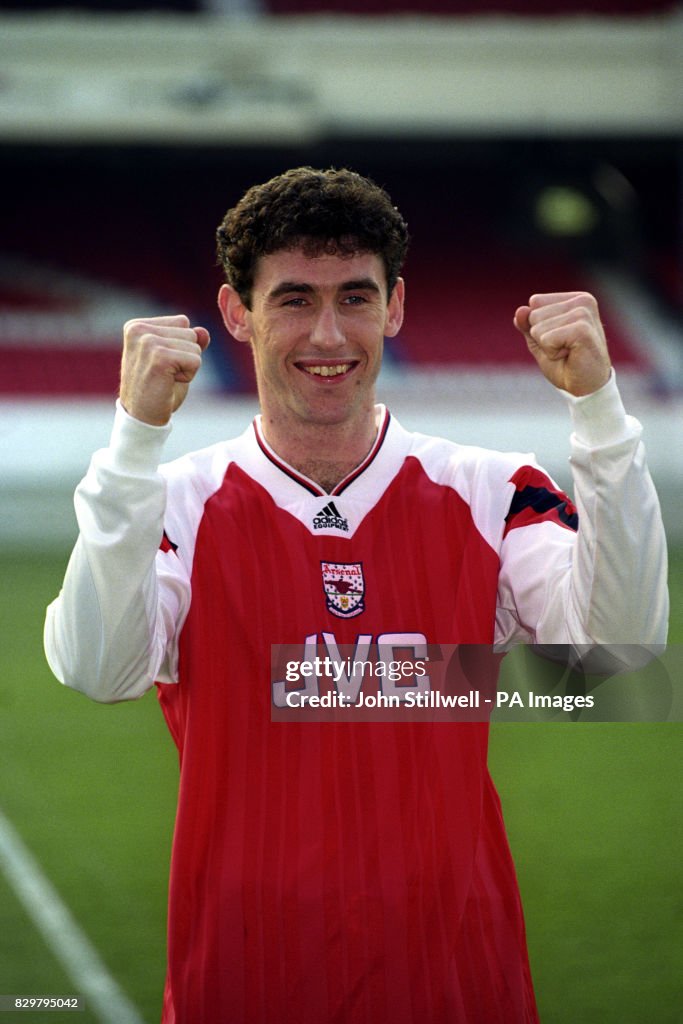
[321,561,365,618]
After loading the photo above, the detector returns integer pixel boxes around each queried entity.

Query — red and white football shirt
[44,380,669,1024]
[155,408,551,1023]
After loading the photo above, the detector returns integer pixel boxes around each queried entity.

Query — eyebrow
[267,277,382,300]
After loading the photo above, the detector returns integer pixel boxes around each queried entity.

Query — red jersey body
[154,409,553,1023]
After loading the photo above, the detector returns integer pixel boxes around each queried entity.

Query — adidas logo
[313,500,349,532]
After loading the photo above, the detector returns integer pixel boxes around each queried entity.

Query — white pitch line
[0,805,145,1024]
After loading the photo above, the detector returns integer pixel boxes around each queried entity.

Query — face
[218,248,404,435]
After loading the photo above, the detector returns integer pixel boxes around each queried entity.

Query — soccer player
[45,167,668,1023]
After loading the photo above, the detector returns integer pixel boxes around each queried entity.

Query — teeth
[304,364,351,377]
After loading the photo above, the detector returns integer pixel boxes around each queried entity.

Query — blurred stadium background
[0,1,681,1022]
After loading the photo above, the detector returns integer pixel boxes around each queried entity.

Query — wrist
[564,370,632,447]
[110,400,171,474]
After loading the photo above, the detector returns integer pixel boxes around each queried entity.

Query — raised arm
[496,292,668,670]
[44,316,210,702]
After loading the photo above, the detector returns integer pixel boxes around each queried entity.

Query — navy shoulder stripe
[504,466,578,536]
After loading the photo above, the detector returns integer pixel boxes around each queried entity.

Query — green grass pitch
[0,548,681,1023]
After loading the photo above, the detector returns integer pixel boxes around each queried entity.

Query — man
[45,166,668,1023]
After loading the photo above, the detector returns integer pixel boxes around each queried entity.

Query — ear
[218,283,252,343]
[384,277,405,338]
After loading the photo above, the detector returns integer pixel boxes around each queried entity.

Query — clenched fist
[514,292,612,397]
[119,315,211,426]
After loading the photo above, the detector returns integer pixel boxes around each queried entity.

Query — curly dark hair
[216,166,409,308]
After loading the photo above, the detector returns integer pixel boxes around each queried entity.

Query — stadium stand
[4,121,675,401]
[0,1,679,399]
[1,1,677,12]
[267,1,677,14]
[0,173,654,398]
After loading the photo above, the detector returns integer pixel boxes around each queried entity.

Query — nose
[309,303,345,349]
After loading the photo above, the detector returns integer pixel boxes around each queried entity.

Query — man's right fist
[119,315,211,426]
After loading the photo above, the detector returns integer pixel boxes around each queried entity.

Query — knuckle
[125,320,157,346]
[123,318,145,339]
[139,331,161,353]
[572,292,597,313]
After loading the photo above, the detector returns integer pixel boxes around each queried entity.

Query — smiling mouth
[297,362,355,378]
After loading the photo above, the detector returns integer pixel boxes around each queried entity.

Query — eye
[342,294,367,306]
[282,296,308,308]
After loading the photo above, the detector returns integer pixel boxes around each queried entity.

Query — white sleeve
[495,373,669,672]
[44,402,190,703]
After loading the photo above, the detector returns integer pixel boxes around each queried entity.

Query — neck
[260,407,381,493]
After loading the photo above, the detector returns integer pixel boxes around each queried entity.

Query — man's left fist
[514,291,612,397]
